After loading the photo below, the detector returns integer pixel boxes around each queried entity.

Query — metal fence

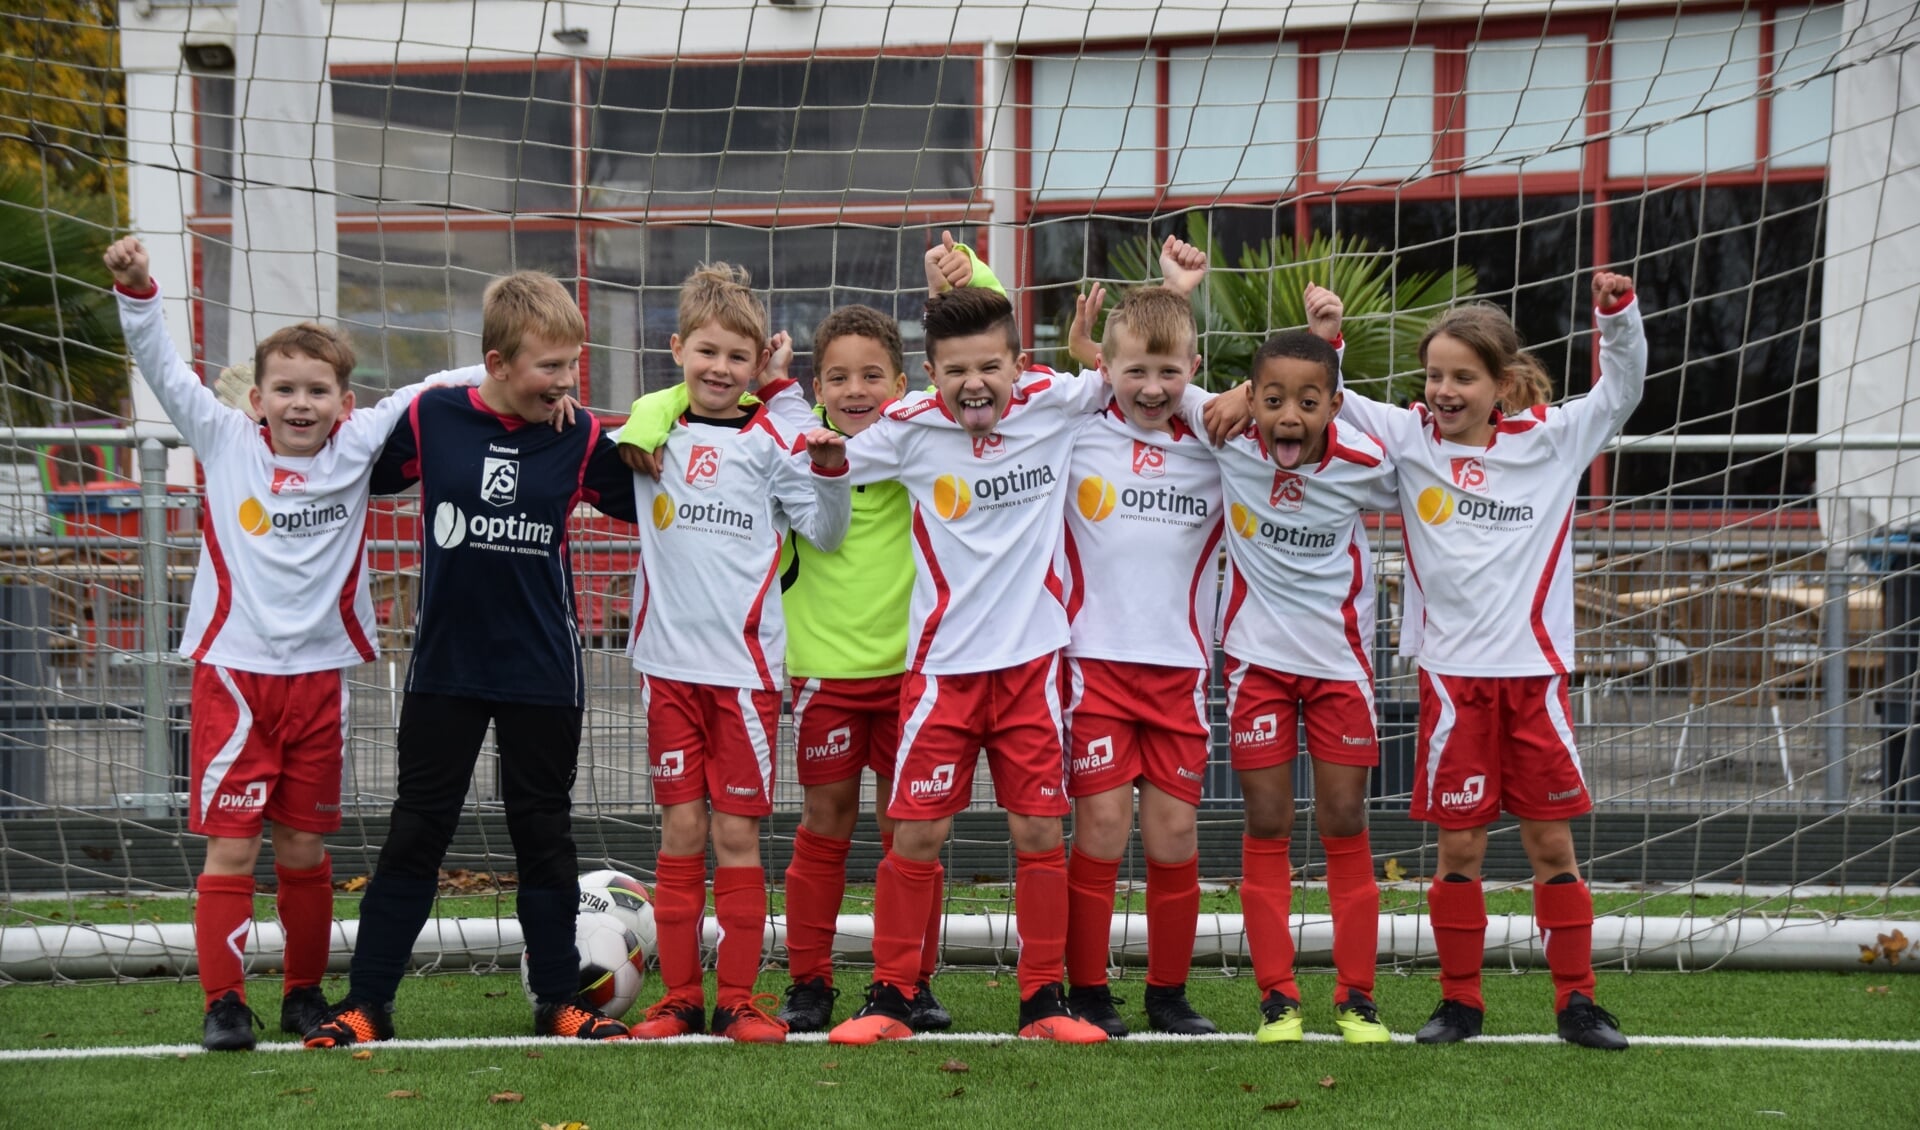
[3,428,1918,825]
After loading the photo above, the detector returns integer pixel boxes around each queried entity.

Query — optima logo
[1416,485,1534,527]
[652,493,755,537]
[933,464,1058,520]
[1077,477,1209,523]
[1228,502,1337,554]
[431,501,556,552]
[237,497,349,537]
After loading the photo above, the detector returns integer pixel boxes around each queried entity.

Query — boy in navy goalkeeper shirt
[305,272,639,1047]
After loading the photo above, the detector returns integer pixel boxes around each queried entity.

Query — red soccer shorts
[1224,658,1379,771]
[189,663,346,837]
[887,652,1069,820]
[1063,657,1209,806]
[643,676,781,817]
[1411,669,1591,829]
[791,675,904,787]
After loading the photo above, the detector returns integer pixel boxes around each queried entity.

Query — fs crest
[1450,456,1489,495]
[686,444,722,490]
[971,433,1007,462]
[1270,470,1305,513]
[1130,440,1166,479]
[480,457,519,507]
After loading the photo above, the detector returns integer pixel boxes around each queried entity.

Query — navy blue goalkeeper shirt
[373,387,637,708]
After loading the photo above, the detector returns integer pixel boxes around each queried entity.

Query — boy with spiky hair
[304,270,640,1048]
[616,263,851,1045]
[825,285,1114,1045]
[104,236,487,1051]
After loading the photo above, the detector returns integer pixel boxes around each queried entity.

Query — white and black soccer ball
[578,869,656,962]
[521,909,645,1019]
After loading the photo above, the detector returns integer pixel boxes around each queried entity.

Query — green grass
[0,971,1915,1128]
[9,887,1919,928]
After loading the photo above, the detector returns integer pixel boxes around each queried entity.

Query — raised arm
[105,237,246,451]
[1556,271,1648,465]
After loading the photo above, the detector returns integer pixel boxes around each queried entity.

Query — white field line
[2,1031,1917,1061]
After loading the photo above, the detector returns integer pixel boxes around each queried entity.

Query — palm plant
[1099,212,1476,401]
[0,173,127,424]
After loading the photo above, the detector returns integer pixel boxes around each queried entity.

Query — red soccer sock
[196,873,255,1007]
[1320,832,1380,1004]
[652,852,708,1006]
[274,855,333,992]
[1534,877,1597,1011]
[1014,847,1069,999]
[1066,849,1121,989]
[920,860,944,982]
[1240,836,1299,1000]
[872,850,940,991]
[1145,854,1200,989]
[783,828,850,985]
[713,867,768,1008]
[1428,877,1488,1012]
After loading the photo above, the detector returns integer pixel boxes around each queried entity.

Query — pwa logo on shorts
[270,468,307,495]
[685,444,722,490]
[1270,470,1305,512]
[1440,774,1486,810]
[218,781,268,810]
[1450,456,1489,495]
[971,433,1007,462]
[1130,441,1165,479]
[804,726,852,761]
[1071,736,1115,775]
[481,457,519,507]
[1234,713,1279,746]
[908,763,956,798]
[652,750,686,778]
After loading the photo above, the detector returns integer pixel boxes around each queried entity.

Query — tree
[1098,212,1476,401]
[0,3,126,206]
[0,172,126,425]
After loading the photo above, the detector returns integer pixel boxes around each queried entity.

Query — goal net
[1,0,1916,985]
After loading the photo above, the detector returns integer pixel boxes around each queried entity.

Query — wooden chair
[1572,583,1665,727]
[1662,583,1818,787]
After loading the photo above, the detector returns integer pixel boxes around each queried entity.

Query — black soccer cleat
[279,985,330,1037]
[777,976,840,1033]
[1557,992,1628,1051]
[907,978,953,1032]
[1143,982,1218,1035]
[1017,982,1110,1043]
[302,998,395,1048]
[1415,998,1484,1044]
[1066,983,1130,1038]
[203,991,260,1051]
[827,981,915,1045]
[535,999,630,1041]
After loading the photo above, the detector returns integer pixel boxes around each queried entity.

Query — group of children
[104,219,1645,1052]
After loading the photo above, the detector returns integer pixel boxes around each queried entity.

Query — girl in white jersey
[1331,272,1646,1050]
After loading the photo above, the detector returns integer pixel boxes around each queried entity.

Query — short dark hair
[814,304,905,376]
[922,286,1019,361]
[1252,331,1340,390]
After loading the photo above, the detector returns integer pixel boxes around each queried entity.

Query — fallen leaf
[37,1032,55,1040]
[1264,1099,1301,1111]
[1884,928,1909,955]
[539,1123,589,1130]
[821,1061,839,1070]
[983,980,1001,989]
[1867,985,1892,995]
[278,1088,315,1096]
[939,1059,970,1074]
[1318,1077,1337,1089]
[386,1090,419,1100]
[1239,1083,1257,1093]
[814,1081,840,1087]
[526,1051,545,1059]
[352,1050,373,1061]
[338,875,370,893]
[1383,858,1406,883]
[488,1092,524,1105]
[141,1008,159,1015]
[946,1087,966,1099]
[483,990,509,999]
[1859,945,1880,964]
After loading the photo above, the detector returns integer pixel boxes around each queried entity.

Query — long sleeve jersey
[1337,297,1648,677]
[115,283,480,675]
[1057,404,1224,670]
[624,394,852,692]
[843,368,1111,675]
[372,387,638,707]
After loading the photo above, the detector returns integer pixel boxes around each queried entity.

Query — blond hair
[482,271,586,361]
[1100,285,1197,360]
[254,324,354,389]
[678,262,768,351]
[1419,302,1553,413]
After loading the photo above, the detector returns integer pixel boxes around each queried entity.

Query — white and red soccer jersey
[1058,404,1223,669]
[116,284,481,675]
[1179,402,1398,683]
[625,403,851,692]
[844,368,1110,675]
[1338,297,1648,677]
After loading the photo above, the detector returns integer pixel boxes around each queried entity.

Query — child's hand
[924,230,973,294]
[619,442,663,480]
[1304,282,1343,343]
[805,428,847,471]
[550,394,579,430]
[1592,271,1634,309]
[1067,282,1105,370]
[760,330,794,388]
[1202,382,1253,446]
[103,236,152,293]
[1160,234,1208,296]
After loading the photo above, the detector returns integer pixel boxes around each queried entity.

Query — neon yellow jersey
[617,386,910,679]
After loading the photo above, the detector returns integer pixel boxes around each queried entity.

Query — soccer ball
[521,910,644,1019]
[578,869,656,961]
